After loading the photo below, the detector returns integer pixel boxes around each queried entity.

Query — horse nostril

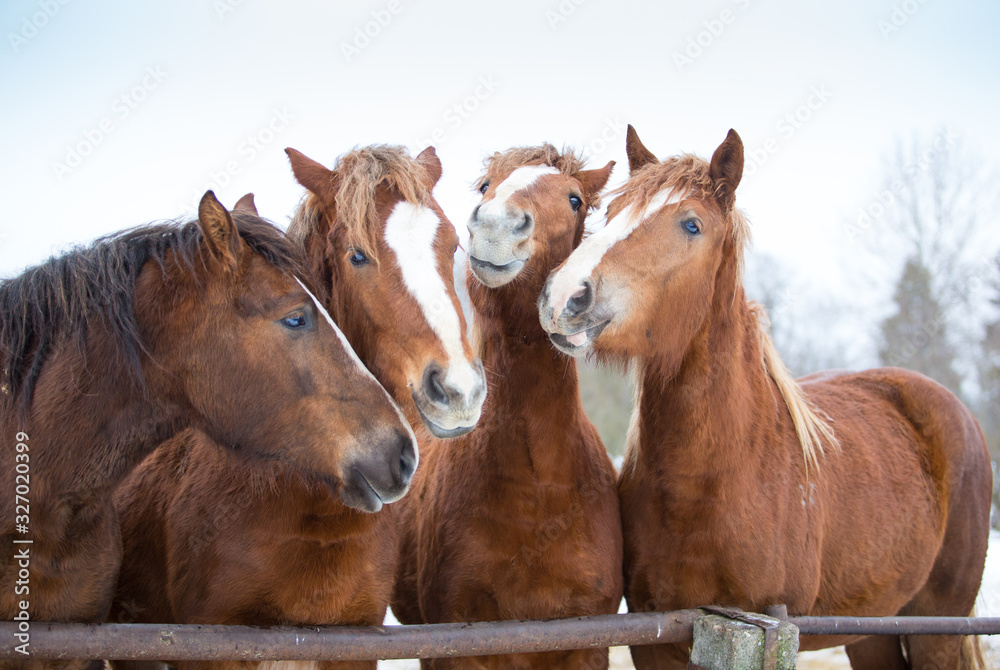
[566,280,594,317]
[471,203,481,221]
[399,435,417,481]
[424,366,449,406]
[514,212,533,237]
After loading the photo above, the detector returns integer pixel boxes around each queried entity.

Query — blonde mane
[608,154,831,471]
[606,154,752,279]
[287,145,432,261]
[750,303,839,472]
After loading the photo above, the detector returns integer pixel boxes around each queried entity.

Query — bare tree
[853,129,998,398]
[860,129,981,287]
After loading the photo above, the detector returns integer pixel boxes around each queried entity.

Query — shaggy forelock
[607,154,751,277]
[477,144,602,211]
[288,145,433,263]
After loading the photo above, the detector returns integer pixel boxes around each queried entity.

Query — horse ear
[233,193,258,215]
[577,160,615,205]
[709,129,744,211]
[198,190,242,269]
[626,125,658,174]
[285,148,339,204]
[416,146,443,187]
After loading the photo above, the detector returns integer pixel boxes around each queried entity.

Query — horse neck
[470,272,590,481]
[629,247,777,489]
[23,330,186,501]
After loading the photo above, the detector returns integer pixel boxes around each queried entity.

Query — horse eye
[569,195,583,212]
[683,219,701,235]
[479,182,489,195]
[281,312,308,329]
[349,250,369,266]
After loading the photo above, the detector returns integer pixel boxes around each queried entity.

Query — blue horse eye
[282,313,307,329]
[349,250,369,266]
[683,219,701,235]
[569,195,583,212]
[479,182,489,195]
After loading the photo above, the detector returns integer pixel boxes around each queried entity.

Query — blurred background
[2,1,999,666]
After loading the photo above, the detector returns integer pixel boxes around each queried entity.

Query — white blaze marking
[478,164,560,220]
[295,278,417,452]
[548,188,686,320]
[384,202,481,416]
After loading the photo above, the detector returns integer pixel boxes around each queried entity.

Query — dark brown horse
[0,191,414,669]
[110,146,484,670]
[538,127,991,669]
[392,145,623,669]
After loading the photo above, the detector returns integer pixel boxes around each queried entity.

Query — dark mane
[0,213,304,416]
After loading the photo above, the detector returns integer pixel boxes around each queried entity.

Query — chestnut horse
[110,146,484,670]
[285,145,485,437]
[0,191,414,670]
[392,145,623,669]
[538,127,991,669]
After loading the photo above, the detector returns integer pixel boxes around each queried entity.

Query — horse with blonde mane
[285,145,485,437]
[392,145,623,669]
[539,127,990,669]
[110,146,484,670]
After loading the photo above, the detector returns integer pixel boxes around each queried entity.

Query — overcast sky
[2,0,998,362]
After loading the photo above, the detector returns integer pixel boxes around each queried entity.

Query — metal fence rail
[2,613,999,661]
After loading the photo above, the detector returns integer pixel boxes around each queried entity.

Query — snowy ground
[379,531,1000,669]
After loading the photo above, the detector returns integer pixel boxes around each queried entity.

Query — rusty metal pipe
[0,611,700,661]
[2,613,998,662]
[793,616,1000,637]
